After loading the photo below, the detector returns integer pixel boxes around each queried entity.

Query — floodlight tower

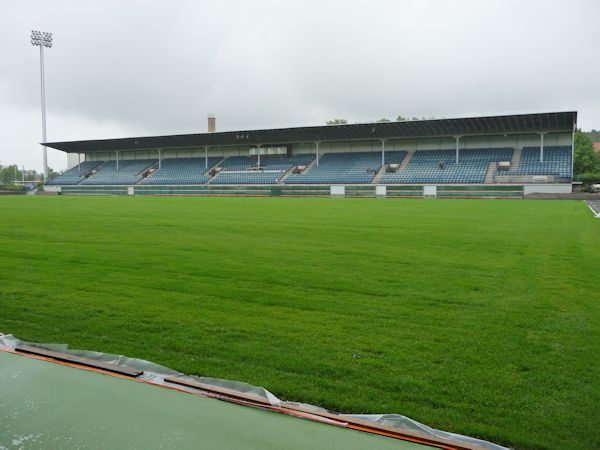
[31,30,53,180]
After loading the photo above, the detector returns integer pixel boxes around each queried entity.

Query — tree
[376,118,391,122]
[573,130,599,175]
[584,129,600,142]
[396,115,435,121]
[46,167,59,181]
[0,165,21,184]
[326,119,348,125]
[22,169,41,182]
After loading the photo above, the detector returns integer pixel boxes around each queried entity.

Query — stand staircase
[485,162,497,184]
[511,148,521,171]
[371,151,414,183]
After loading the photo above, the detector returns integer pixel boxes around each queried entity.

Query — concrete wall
[523,184,572,195]
[60,184,525,199]
[44,185,61,193]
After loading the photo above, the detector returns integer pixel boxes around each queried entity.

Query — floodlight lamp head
[31,30,53,48]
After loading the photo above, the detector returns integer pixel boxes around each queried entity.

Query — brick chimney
[208,114,216,133]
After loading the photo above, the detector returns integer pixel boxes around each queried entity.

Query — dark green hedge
[574,173,600,184]
[0,184,26,192]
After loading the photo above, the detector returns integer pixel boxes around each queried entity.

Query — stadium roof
[44,111,577,153]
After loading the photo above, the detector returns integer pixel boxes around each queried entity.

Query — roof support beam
[571,125,575,180]
[316,141,320,167]
[116,151,119,171]
[540,133,545,163]
[455,136,461,164]
[257,144,262,167]
[380,139,386,166]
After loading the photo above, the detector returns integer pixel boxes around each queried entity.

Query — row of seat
[46,161,103,185]
[500,146,572,178]
[80,160,157,185]
[382,148,513,184]
[49,147,572,185]
[286,151,406,184]
[210,171,284,185]
[141,157,222,185]
[218,154,314,172]
[208,154,315,184]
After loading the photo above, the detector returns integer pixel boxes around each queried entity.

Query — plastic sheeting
[341,414,508,450]
[0,334,278,407]
[0,333,509,450]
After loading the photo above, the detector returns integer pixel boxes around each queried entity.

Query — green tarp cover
[0,351,425,450]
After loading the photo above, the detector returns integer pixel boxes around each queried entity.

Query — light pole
[31,30,53,181]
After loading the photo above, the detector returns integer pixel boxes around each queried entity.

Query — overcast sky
[1,0,599,171]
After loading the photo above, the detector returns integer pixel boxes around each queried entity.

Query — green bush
[0,184,26,192]
[574,131,600,175]
[574,173,600,191]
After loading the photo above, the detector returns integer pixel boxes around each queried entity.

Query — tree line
[326,116,436,125]
[0,165,58,184]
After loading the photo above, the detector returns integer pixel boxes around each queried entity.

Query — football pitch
[1,196,599,450]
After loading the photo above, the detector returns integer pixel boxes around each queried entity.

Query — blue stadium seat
[47,161,103,185]
[286,151,406,184]
[218,154,314,171]
[381,148,513,184]
[141,157,221,185]
[81,160,157,185]
[210,171,284,185]
[501,146,571,178]
[210,154,315,184]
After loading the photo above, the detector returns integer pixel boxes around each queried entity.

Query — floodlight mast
[31,30,52,181]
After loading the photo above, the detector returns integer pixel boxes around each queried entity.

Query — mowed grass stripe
[0,196,599,450]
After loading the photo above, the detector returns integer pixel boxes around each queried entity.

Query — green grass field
[1,196,599,450]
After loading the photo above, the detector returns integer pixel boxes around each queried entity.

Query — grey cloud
[1,0,599,171]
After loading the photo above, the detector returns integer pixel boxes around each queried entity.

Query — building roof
[43,111,577,154]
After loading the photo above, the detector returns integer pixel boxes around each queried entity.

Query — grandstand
[44,111,577,197]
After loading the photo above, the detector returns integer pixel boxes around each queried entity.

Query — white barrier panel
[423,185,437,198]
[523,184,572,195]
[330,185,345,197]
[127,186,135,196]
[44,185,61,193]
[375,185,386,197]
